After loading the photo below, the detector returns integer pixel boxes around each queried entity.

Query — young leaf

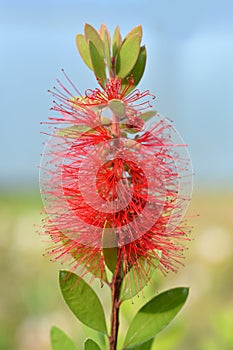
[124,25,142,43]
[84,339,101,350]
[83,326,106,350]
[102,221,118,274]
[121,46,147,94]
[103,26,112,73]
[108,99,126,118]
[139,110,157,122]
[89,41,106,87]
[76,34,93,70]
[99,23,106,40]
[123,287,189,348]
[112,25,122,57]
[127,338,154,350]
[56,125,95,138]
[59,270,107,334]
[116,34,141,79]
[84,23,104,57]
[50,326,78,350]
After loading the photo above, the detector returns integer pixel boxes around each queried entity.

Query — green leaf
[121,46,147,94]
[120,126,139,135]
[108,99,126,117]
[56,125,94,138]
[116,34,141,79]
[124,25,142,43]
[102,221,118,274]
[84,339,101,350]
[99,23,107,40]
[123,287,189,348]
[76,34,93,70]
[50,326,78,350]
[59,270,107,334]
[89,41,107,87]
[127,338,154,350]
[83,326,106,350]
[112,25,122,57]
[84,23,104,57]
[139,110,157,122]
[103,26,112,74]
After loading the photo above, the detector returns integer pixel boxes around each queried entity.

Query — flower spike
[41,24,193,350]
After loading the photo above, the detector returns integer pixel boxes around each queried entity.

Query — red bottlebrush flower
[40,73,192,288]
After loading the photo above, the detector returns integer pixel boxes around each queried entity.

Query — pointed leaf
[122,46,147,94]
[59,270,107,334]
[89,41,106,87]
[100,23,111,49]
[116,34,141,79]
[103,27,112,73]
[124,25,142,43]
[108,99,126,118]
[57,125,94,138]
[99,23,106,40]
[112,26,122,57]
[83,326,106,349]
[76,34,93,70]
[123,287,189,348]
[102,221,118,274]
[50,326,78,350]
[84,339,101,350]
[139,110,157,122]
[127,338,154,350]
[84,23,104,57]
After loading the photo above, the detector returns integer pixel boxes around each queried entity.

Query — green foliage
[116,34,141,79]
[102,221,118,274]
[50,326,78,350]
[123,287,189,348]
[84,339,101,350]
[89,41,106,87]
[56,125,93,138]
[121,46,147,94]
[76,34,93,70]
[129,338,154,349]
[108,99,126,117]
[101,24,112,72]
[84,24,104,57]
[124,25,142,42]
[112,25,122,58]
[59,270,107,334]
[75,23,147,89]
[139,110,157,122]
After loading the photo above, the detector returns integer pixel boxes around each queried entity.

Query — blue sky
[1,0,233,190]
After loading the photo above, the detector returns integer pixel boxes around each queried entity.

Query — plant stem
[109,113,122,350]
[112,113,120,139]
[109,257,123,350]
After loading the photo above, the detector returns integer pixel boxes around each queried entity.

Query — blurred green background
[1,0,233,349]
[1,191,232,349]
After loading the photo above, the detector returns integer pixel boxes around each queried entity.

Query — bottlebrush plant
[40,23,193,350]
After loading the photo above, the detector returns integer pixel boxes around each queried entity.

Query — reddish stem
[112,113,120,139]
[109,113,122,349]
[109,256,123,350]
